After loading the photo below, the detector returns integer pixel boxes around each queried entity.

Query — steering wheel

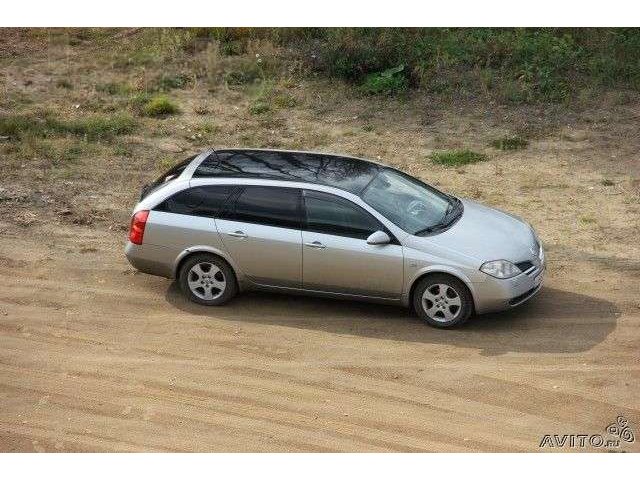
[407,199,428,217]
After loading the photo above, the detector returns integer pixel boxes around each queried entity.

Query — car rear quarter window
[141,154,197,199]
[224,186,302,229]
[303,190,381,240]
[155,185,236,218]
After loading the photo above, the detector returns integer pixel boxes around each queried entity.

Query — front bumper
[471,264,544,314]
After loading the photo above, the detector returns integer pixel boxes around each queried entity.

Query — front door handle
[304,241,326,249]
[226,230,248,239]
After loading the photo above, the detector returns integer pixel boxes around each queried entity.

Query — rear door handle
[226,230,248,238]
[304,241,326,249]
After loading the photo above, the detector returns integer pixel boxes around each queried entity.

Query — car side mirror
[366,230,391,245]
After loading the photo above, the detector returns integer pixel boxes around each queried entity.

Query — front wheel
[412,274,473,328]
[178,254,238,306]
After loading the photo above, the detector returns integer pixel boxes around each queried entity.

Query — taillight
[129,210,149,245]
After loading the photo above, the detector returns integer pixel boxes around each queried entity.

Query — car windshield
[360,168,456,235]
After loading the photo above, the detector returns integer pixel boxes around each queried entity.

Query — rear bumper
[124,241,174,278]
[471,266,544,314]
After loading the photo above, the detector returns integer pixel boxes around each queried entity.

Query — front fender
[402,264,478,309]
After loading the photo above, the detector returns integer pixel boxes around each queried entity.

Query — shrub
[430,149,488,167]
[360,65,408,95]
[490,135,529,151]
[223,59,263,85]
[143,95,180,117]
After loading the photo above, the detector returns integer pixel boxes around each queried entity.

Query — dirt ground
[0,29,639,452]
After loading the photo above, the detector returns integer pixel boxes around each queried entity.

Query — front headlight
[480,260,521,279]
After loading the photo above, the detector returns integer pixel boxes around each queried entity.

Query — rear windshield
[140,154,196,199]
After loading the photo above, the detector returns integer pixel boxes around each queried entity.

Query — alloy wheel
[421,283,462,322]
[187,262,226,301]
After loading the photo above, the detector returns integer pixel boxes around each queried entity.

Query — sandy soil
[0,29,639,452]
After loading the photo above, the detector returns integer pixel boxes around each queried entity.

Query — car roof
[193,148,386,195]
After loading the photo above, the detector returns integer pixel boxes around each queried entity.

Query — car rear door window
[155,185,236,217]
[303,190,381,240]
[226,186,302,229]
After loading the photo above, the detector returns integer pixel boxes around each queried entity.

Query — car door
[216,186,303,288]
[301,190,404,298]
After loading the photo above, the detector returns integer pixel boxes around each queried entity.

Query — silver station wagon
[125,148,544,328]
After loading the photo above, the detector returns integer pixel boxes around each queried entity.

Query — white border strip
[1,0,640,27]
[1,453,638,480]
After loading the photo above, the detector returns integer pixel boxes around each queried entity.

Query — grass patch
[248,81,297,115]
[490,135,529,151]
[0,113,136,141]
[96,82,131,95]
[56,79,73,90]
[600,178,615,186]
[249,100,271,115]
[196,122,220,135]
[360,65,408,95]
[430,149,488,167]
[113,142,133,157]
[62,115,137,139]
[143,95,180,117]
[154,73,191,91]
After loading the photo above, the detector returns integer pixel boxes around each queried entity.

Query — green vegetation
[0,113,136,140]
[142,95,180,117]
[248,81,296,115]
[96,82,131,95]
[430,149,488,167]
[170,27,640,103]
[491,135,529,150]
[249,100,271,115]
[154,73,191,91]
[360,65,408,95]
[224,61,263,86]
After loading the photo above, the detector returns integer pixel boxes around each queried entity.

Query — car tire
[412,274,473,328]
[178,253,238,306]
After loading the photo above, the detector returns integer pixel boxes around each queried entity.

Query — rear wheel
[412,274,472,328]
[178,254,237,306]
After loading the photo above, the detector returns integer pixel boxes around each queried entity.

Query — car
[125,148,545,328]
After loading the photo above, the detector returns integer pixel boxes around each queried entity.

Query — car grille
[516,241,544,277]
[515,260,534,272]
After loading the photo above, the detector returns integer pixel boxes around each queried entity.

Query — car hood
[417,198,537,264]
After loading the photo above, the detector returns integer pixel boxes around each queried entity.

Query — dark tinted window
[193,150,379,194]
[303,191,381,240]
[155,185,236,217]
[227,186,301,229]
[141,155,196,199]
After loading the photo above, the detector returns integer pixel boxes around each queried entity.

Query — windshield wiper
[414,197,462,236]
[414,225,438,236]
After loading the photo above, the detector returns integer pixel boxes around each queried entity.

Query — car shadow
[165,284,619,356]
